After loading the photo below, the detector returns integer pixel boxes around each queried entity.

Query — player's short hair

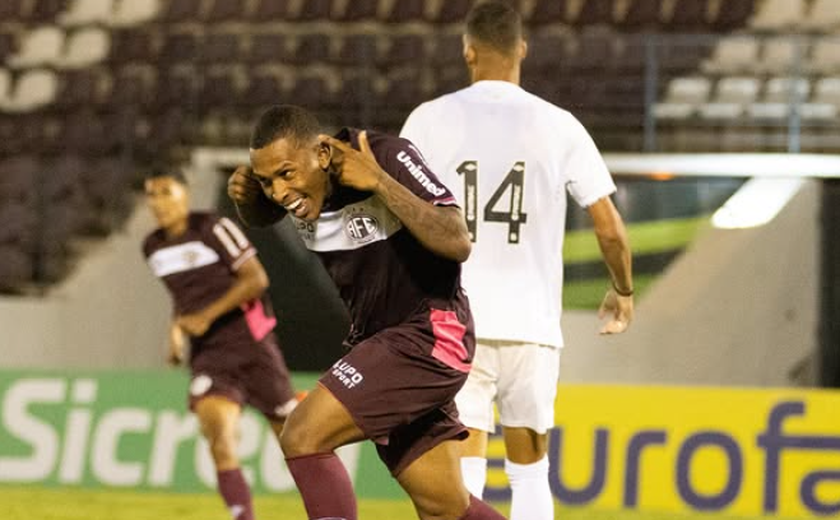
[465,0,522,55]
[251,105,321,150]
[145,165,187,186]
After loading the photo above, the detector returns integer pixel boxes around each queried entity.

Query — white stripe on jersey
[212,223,242,258]
[292,195,403,252]
[147,241,220,277]
[219,217,250,249]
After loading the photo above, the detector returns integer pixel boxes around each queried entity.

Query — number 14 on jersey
[456,160,528,244]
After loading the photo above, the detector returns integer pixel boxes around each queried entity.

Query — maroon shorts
[188,333,297,422]
[320,306,475,475]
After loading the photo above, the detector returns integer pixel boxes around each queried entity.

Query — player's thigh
[194,395,241,440]
[496,343,560,433]
[280,384,365,456]
[397,439,470,519]
[454,342,500,434]
[242,336,299,423]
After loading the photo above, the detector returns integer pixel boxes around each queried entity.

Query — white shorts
[455,340,560,434]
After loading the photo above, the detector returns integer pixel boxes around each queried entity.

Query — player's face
[144,177,190,231]
[250,136,331,222]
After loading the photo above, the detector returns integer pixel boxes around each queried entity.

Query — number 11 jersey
[401,80,617,348]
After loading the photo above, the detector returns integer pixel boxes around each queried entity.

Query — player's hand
[168,322,186,366]
[598,288,634,335]
[319,131,385,192]
[177,312,213,337]
[228,165,263,206]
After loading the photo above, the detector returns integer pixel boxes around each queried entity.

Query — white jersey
[400,80,616,348]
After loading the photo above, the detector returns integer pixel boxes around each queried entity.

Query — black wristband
[612,282,634,297]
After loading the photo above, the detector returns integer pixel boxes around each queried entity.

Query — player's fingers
[318,134,350,154]
[358,130,374,157]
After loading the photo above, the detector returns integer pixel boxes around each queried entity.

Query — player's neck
[164,218,189,238]
[470,66,520,86]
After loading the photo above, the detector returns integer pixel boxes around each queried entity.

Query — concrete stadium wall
[560,179,820,387]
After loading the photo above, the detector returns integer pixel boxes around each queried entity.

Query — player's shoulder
[142,228,165,257]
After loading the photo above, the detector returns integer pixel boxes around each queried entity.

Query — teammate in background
[228,104,506,520]
[142,168,299,520]
[400,2,634,519]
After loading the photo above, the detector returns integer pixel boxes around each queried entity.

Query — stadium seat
[157,0,202,23]
[53,68,110,110]
[334,0,378,21]
[110,64,157,107]
[0,68,58,112]
[242,68,288,108]
[379,33,426,66]
[385,0,427,23]
[748,77,810,120]
[668,0,710,32]
[200,66,243,108]
[110,0,161,26]
[0,244,34,291]
[287,70,336,110]
[246,32,293,65]
[0,0,26,20]
[0,156,39,204]
[6,26,65,68]
[288,33,333,65]
[710,0,755,31]
[528,0,568,25]
[800,0,840,32]
[0,203,37,253]
[158,30,202,64]
[701,36,760,74]
[612,34,649,73]
[295,0,333,21]
[574,0,615,27]
[58,0,114,26]
[750,0,806,31]
[60,27,111,69]
[0,68,10,105]
[800,77,840,120]
[755,38,808,75]
[619,0,663,31]
[428,33,463,66]
[154,66,201,108]
[27,0,71,22]
[431,0,473,24]
[806,38,840,75]
[204,0,249,22]
[108,29,158,63]
[336,33,379,64]
[248,0,292,21]
[563,31,615,74]
[0,29,17,62]
[200,31,243,64]
[653,76,712,119]
[524,32,568,71]
[697,76,760,119]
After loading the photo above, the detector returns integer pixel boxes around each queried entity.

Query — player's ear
[463,35,476,66]
[317,141,332,170]
[519,39,528,60]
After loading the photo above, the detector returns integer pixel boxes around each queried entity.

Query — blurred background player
[228,105,506,520]
[400,2,634,520]
[142,168,299,520]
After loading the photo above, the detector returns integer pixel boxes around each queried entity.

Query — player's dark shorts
[320,306,475,476]
[188,333,297,422]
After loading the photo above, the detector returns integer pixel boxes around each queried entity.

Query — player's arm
[228,165,287,227]
[321,131,471,262]
[588,196,634,334]
[177,256,270,337]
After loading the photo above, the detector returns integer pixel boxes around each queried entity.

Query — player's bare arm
[168,320,185,366]
[228,165,288,228]
[177,256,270,337]
[320,131,472,263]
[588,196,634,334]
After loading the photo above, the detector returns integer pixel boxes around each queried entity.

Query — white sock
[460,457,488,499]
[505,456,553,520]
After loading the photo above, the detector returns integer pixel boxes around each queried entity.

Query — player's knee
[413,493,470,520]
[279,418,314,456]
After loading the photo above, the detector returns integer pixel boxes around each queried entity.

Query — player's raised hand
[228,165,263,206]
[319,131,385,192]
[598,288,634,335]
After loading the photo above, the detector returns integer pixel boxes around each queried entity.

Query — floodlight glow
[712,178,805,229]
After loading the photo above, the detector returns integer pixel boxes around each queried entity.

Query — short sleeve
[379,135,458,207]
[563,116,617,208]
[399,103,431,153]
[203,216,257,271]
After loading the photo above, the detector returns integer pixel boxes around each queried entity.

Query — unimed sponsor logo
[0,376,359,491]
[396,150,447,197]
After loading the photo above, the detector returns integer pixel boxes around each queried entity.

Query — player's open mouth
[285,197,307,217]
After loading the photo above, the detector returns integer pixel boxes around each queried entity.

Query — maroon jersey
[290,128,469,347]
[143,212,277,362]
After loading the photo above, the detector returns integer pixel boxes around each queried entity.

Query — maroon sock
[286,452,357,520]
[217,468,255,520]
[460,495,507,520]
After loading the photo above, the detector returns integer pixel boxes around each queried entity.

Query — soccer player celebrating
[143,168,299,520]
[400,2,635,520]
[228,105,507,520]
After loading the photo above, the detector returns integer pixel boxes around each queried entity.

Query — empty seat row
[750,0,840,32]
[702,36,840,75]
[655,75,840,121]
